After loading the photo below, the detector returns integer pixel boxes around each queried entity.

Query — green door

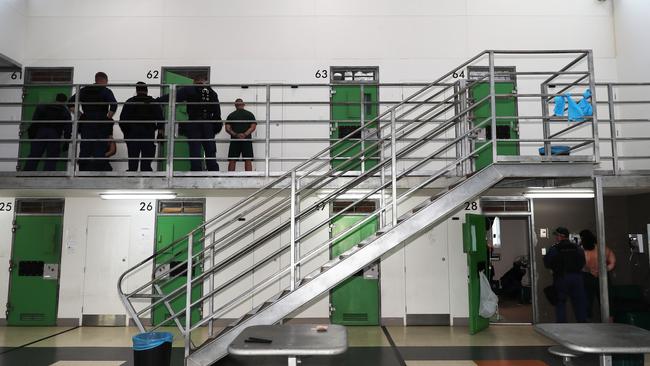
[330,215,379,325]
[20,85,71,171]
[330,85,379,171]
[158,71,202,172]
[152,214,204,326]
[463,213,489,334]
[470,82,519,170]
[7,215,63,326]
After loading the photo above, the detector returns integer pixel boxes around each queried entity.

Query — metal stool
[548,345,583,366]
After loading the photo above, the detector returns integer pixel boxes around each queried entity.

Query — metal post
[587,51,600,163]
[185,234,193,358]
[67,85,80,177]
[390,110,397,226]
[360,84,365,174]
[295,177,301,282]
[379,115,386,227]
[594,176,610,324]
[265,85,271,177]
[488,51,498,164]
[606,84,619,173]
[289,170,297,290]
[540,83,551,157]
[167,85,176,179]
[208,232,215,337]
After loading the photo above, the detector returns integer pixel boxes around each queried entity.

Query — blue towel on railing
[553,89,592,122]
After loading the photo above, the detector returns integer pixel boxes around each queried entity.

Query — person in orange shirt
[579,229,616,320]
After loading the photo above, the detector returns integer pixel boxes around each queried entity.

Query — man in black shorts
[225,98,256,171]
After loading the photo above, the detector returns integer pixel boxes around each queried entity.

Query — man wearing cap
[544,227,587,323]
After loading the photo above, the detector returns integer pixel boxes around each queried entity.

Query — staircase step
[215,325,234,338]
[320,258,340,272]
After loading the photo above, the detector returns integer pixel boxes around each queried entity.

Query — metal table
[535,323,650,366]
[229,324,348,366]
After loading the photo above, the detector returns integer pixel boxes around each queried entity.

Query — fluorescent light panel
[100,191,177,200]
[524,188,594,199]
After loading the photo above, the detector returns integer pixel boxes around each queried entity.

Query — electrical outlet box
[541,248,547,256]
[629,234,644,253]
[540,228,548,238]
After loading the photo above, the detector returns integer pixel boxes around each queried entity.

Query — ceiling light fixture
[524,188,594,199]
[100,191,177,200]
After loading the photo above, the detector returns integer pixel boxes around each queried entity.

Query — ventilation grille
[481,199,529,213]
[342,313,368,322]
[332,200,376,214]
[20,313,45,321]
[26,68,73,84]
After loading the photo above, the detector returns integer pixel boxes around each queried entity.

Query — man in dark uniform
[119,82,164,171]
[24,93,71,171]
[68,72,118,171]
[544,227,587,323]
[225,98,257,171]
[159,77,221,171]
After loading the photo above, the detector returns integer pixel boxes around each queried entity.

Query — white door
[82,216,130,316]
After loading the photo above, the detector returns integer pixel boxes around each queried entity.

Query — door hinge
[11,222,19,233]
[8,259,13,272]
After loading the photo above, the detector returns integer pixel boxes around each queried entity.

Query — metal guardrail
[6,51,648,181]
[114,50,599,359]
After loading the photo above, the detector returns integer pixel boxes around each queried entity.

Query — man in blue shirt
[69,72,118,171]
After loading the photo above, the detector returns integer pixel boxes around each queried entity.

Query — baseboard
[128,318,151,327]
[0,319,6,326]
[452,317,469,326]
[406,314,450,326]
[82,314,126,326]
[57,318,81,326]
[381,317,404,326]
[283,317,329,324]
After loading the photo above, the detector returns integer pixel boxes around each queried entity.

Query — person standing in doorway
[24,93,71,171]
[543,227,587,323]
[119,82,164,171]
[225,98,257,171]
[579,229,616,321]
[68,72,118,171]
[159,77,221,171]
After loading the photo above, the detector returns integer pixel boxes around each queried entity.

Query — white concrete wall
[612,1,650,170]
[5,0,619,172]
[0,0,26,63]
[0,197,16,320]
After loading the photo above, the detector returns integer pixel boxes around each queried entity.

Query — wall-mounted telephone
[628,233,644,254]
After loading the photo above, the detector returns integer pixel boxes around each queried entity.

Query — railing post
[390,110,397,226]
[594,176,610,322]
[185,233,193,358]
[208,231,215,338]
[67,85,80,177]
[607,84,619,173]
[167,85,176,179]
[488,51,498,164]
[265,85,271,177]
[289,170,297,290]
[360,84,365,174]
[541,83,551,158]
[587,50,600,164]
[379,114,386,227]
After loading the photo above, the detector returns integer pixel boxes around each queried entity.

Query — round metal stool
[548,345,583,366]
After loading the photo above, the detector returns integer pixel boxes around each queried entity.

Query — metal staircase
[118,50,598,366]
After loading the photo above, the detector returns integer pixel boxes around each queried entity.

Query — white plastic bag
[479,270,498,318]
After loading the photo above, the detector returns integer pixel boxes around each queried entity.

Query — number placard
[452,70,465,79]
[10,72,21,80]
[314,69,328,79]
[464,201,479,211]
[146,70,160,79]
[139,202,153,211]
[0,202,12,212]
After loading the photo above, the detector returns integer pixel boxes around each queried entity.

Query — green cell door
[330,84,379,171]
[463,213,490,334]
[7,214,63,325]
[330,215,379,325]
[152,214,204,326]
[159,70,202,172]
[19,84,71,171]
[470,81,519,170]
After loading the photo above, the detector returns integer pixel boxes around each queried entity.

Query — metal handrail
[114,50,598,357]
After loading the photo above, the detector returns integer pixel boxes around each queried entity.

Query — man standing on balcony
[24,93,71,171]
[68,72,118,171]
[119,82,164,172]
[159,77,222,171]
[226,98,256,171]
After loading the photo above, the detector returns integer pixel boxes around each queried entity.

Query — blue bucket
[132,332,173,351]
[538,146,571,156]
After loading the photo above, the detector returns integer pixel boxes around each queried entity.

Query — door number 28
[464,201,478,211]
